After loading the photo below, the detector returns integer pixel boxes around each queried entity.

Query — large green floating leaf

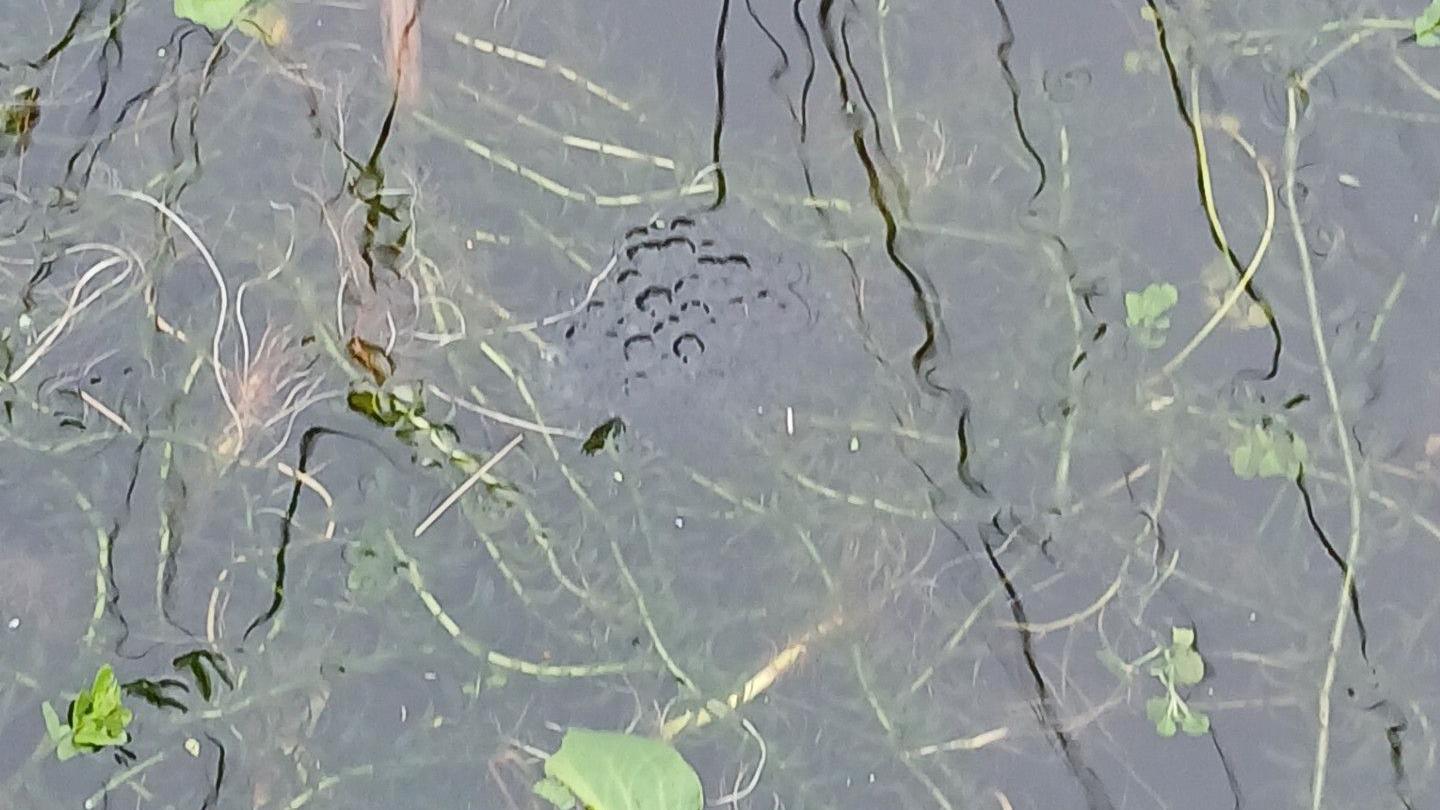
[174,0,287,43]
[173,0,253,29]
[541,728,703,810]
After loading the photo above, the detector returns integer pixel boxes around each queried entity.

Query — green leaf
[90,666,120,715]
[1415,0,1440,46]
[1170,648,1205,686]
[583,417,626,455]
[40,702,67,743]
[543,728,704,810]
[1125,283,1178,328]
[173,0,253,29]
[1229,423,1307,480]
[1145,696,1169,725]
[533,777,578,809]
[55,737,79,762]
[1181,710,1211,736]
[1166,627,1205,686]
[1125,283,1179,348]
[348,387,403,427]
[1155,713,1177,738]
[1170,627,1195,649]
[52,664,133,758]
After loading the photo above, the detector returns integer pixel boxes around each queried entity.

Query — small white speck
[156,48,166,58]
[6,617,18,630]
[613,470,624,483]
[674,517,684,529]
[400,704,408,723]
[785,406,794,436]
[423,671,436,681]
[868,773,876,784]
[1337,173,1360,188]
[1248,611,1257,622]
[849,436,860,453]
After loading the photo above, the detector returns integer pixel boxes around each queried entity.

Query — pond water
[2,1,1439,808]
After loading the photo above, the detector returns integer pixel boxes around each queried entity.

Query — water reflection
[1,1,1439,809]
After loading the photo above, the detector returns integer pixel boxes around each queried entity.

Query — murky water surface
[2,1,1439,808]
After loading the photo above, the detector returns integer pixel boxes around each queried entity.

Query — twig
[414,433,523,537]
[1283,80,1365,810]
[79,389,133,434]
[429,384,585,439]
[908,726,1011,757]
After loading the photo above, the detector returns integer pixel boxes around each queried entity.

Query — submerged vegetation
[1,1,1439,809]
[41,665,133,762]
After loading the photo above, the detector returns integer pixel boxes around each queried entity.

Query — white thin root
[110,188,244,446]
[6,244,135,383]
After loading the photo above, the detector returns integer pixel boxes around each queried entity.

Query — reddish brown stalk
[381,0,424,106]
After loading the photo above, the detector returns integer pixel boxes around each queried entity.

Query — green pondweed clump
[348,382,482,473]
[40,664,134,761]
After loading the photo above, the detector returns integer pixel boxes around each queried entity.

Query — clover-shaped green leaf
[1146,696,1177,738]
[1125,283,1179,348]
[1229,422,1307,480]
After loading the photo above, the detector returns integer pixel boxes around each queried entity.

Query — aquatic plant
[40,665,133,761]
[173,0,287,43]
[1125,282,1179,349]
[1143,628,1210,738]
[533,728,702,810]
[1416,0,1440,45]
[1229,419,1308,480]
[215,324,319,458]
